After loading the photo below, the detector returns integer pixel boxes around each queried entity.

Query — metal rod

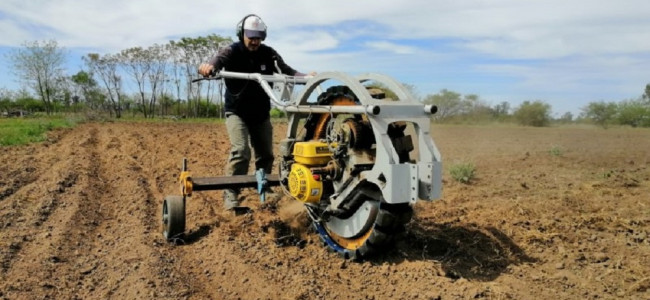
[283,105,379,115]
[192,174,281,191]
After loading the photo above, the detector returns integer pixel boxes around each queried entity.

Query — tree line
[3,37,232,119]
[1,39,649,127]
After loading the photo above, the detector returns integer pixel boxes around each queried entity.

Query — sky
[1,0,650,116]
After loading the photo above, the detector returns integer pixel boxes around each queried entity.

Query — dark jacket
[209,42,298,124]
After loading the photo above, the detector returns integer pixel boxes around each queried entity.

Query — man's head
[238,14,267,51]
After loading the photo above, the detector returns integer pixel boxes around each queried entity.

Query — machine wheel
[304,86,413,259]
[162,195,186,240]
[320,202,413,260]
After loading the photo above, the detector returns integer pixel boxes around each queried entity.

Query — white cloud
[1,0,650,115]
[364,41,417,54]
[272,30,339,52]
[3,0,650,57]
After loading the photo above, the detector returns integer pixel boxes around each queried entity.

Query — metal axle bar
[192,174,281,191]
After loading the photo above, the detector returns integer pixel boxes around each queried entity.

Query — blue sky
[1,0,650,116]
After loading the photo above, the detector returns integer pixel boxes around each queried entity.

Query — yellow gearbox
[288,164,323,203]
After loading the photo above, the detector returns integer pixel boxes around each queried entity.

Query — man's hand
[198,63,215,77]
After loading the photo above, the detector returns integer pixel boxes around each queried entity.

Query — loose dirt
[1,121,649,299]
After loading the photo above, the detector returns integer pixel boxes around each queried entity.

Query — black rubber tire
[162,195,186,240]
[319,202,413,260]
[355,203,413,259]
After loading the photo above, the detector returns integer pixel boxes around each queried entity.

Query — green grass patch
[0,117,80,146]
[449,161,476,184]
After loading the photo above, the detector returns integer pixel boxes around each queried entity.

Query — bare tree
[169,35,230,117]
[8,40,66,114]
[83,53,124,118]
[146,44,168,117]
[166,43,185,116]
[119,47,152,118]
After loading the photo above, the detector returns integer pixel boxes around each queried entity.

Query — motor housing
[287,141,333,203]
[288,164,322,203]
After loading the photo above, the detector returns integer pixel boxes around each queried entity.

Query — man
[198,14,312,210]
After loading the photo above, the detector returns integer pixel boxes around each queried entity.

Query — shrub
[449,162,476,184]
[270,107,285,118]
[513,100,551,127]
[617,99,650,127]
[549,145,563,157]
[581,101,618,128]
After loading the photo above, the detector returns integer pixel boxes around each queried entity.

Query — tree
[558,111,573,123]
[422,89,496,122]
[83,53,124,117]
[493,101,510,117]
[402,83,420,101]
[617,99,650,127]
[119,47,153,117]
[15,95,43,112]
[644,83,650,100]
[581,101,618,128]
[146,44,169,117]
[462,93,493,121]
[423,89,465,119]
[8,40,67,114]
[513,100,552,127]
[118,45,171,118]
[70,70,99,111]
[169,35,231,117]
[0,88,13,113]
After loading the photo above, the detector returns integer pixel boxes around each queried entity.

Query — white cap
[243,15,267,39]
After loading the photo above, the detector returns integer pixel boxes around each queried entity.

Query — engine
[287,141,331,203]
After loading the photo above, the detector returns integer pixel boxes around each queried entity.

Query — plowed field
[1,121,649,299]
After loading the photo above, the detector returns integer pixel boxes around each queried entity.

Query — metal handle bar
[192,70,312,84]
[191,71,434,116]
[193,71,313,106]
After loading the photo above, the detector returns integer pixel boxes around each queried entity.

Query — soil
[1,121,649,300]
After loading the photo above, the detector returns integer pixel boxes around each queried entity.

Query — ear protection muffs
[236,14,267,42]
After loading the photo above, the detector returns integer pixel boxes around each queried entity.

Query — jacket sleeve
[208,44,233,72]
[269,48,299,76]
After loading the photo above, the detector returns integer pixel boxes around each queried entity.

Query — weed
[449,162,476,184]
[549,145,563,157]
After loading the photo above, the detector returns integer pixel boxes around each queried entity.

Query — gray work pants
[223,114,274,201]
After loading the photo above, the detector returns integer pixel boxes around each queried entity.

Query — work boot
[223,189,240,210]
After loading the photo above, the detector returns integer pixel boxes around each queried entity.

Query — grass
[0,116,80,146]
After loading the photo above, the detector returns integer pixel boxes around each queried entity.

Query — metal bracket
[179,158,193,197]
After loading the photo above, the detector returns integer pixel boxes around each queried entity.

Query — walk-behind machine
[162,70,442,259]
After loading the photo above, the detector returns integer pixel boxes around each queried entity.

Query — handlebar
[192,70,312,84]
[192,71,313,106]
[191,71,380,115]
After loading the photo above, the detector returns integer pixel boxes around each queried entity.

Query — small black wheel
[162,195,186,240]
